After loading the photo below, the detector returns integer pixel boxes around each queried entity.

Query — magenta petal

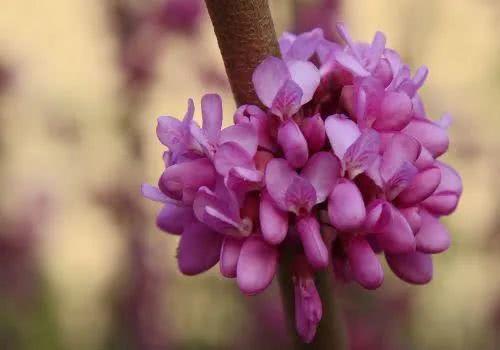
[386,251,433,284]
[335,50,370,77]
[343,129,381,178]
[252,56,291,107]
[265,158,297,210]
[213,142,254,177]
[325,114,361,160]
[225,167,263,197]
[141,183,169,203]
[301,152,341,203]
[399,207,422,234]
[364,200,392,233]
[328,179,366,232]
[373,91,412,131]
[287,28,323,61]
[415,211,451,253]
[220,236,243,278]
[346,236,384,289]
[178,223,223,276]
[260,191,288,245]
[157,202,194,235]
[297,215,329,269]
[380,133,421,183]
[301,114,326,153]
[160,158,216,203]
[403,119,449,157]
[277,119,309,169]
[287,60,321,105]
[201,94,223,142]
[435,161,463,196]
[396,166,441,206]
[237,236,278,295]
[284,176,317,215]
[271,79,303,118]
[219,123,258,157]
[414,146,434,169]
[384,161,418,200]
[421,192,460,216]
[376,204,416,254]
[157,116,183,148]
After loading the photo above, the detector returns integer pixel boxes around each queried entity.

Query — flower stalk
[204,1,345,348]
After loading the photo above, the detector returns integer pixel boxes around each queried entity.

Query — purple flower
[143,25,462,344]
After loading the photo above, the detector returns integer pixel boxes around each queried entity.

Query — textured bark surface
[205,0,280,106]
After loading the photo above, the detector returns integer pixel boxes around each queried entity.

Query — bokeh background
[0,0,499,349]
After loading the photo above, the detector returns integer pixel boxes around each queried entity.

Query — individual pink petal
[201,94,223,142]
[237,235,278,295]
[278,32,296,56]
[189,122,215,158]
[328,179,366,232]
[403,119,449,157]
[301,114,326,153]
[375,204,416,254]
[399,207,422,234]
[159,158,216,203]
[277,119,309,169]
[286,28,323,61]
[284,177,317,216]
[297,215,329,269]
[260,191,289,245]
[415,211,451,253]
[252,56,291,107]
[414,146,434,169]
[343,129,381,178]
[213,142,254,177]
[386,251,433,284]
[287,60,321,105]
[435,161,463,196]
[365,31,386,71]
[156,202,194,235]
[325,114,361,160]
[373,91,412,131]
[219,123,258,156]
[384,161,418,200]
[220,236,243,278]
[396,166,441,206]
[141,183,169,203]
[225,167,263,197]
[177,222,223,276]
[335,50,370,77]
[421,192,460,216]
[364,200,392,233]
[346,236,384,289]
[264,158,297,210]
[380,133,421,183]
[301,152,340,203]
[157,116,183,148]
[271,80,303,118]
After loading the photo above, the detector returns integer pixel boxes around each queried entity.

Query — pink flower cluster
[142,25,462,343]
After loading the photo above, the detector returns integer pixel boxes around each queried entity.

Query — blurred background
[0,0,498,349]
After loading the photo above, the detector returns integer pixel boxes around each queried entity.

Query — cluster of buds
[143,25,462,342]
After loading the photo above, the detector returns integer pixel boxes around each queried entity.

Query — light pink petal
[384,161,418,200]
[347,236,384,289]
[225,167,263,198]
[156,202,194,235]
[213,142,254,177]
[201,94,223,142]
[178,222,223,276]
[264,158,297,210]
[286,28,323,61]
[364,200,392,233]
[260,191,289,245]
[189,122,214,158]
[141,183,169,203]
[220,236,243,278]
[328,179,366,232]
[386,251,433,284]
[237,236,278,295]
[287,60,321,104]
[325,114,361,160]
[335,50,370,77]
[343,129,381,179]
[284,176,317,216]
[301,114,326,153]
[412,65,429,90]
[414,146,434,169]
[435,161,463,196]
[373,91,412,131]
[396,166,441,206]
[415,211,451,253]
[365,31,386,71]
[297,215,329,269]
[380,133,421,183]
[156,116,183,149]
[301,152,340,203]
[219,123,258,157]
[271,79,303,119]
[277,119,309,169]
[252,56,291,107]
[403,119,449,157]
[278,32,296,56]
